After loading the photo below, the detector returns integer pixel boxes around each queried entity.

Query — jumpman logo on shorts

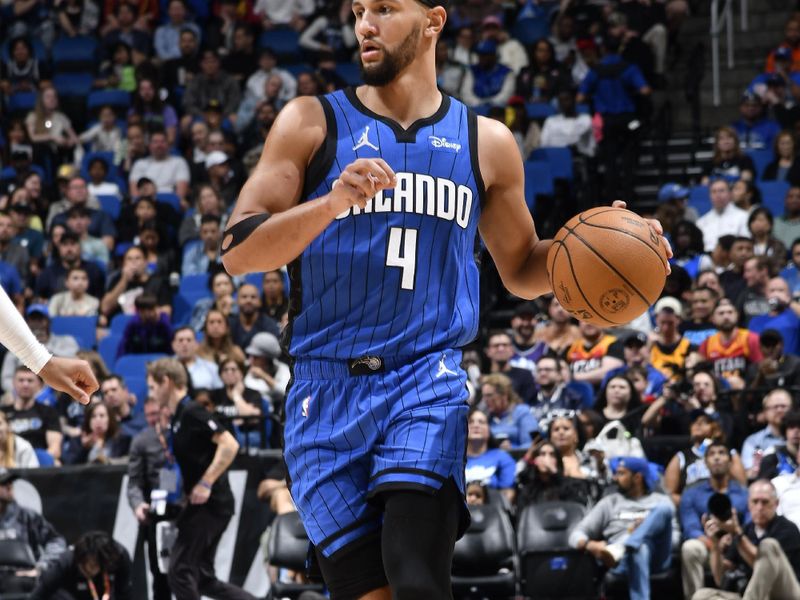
[352,126,379,152]
[436,356,457,378]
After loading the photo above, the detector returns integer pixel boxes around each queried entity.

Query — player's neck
[357,72,441,129]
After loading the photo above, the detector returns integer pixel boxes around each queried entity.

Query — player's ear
[424,6,446,38]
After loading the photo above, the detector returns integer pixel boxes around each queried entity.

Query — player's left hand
[38,356,99,405]
[612,200,673,274]
[190,483,211,505]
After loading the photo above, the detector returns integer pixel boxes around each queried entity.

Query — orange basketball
[546,207,669,327]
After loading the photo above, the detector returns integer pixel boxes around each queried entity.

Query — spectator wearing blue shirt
[117,294,172,359]
[530,355,584,422]
[181,215,223,276]
[741,389,792,478]
[481,373,539,450]
[780,240,800,297]
[577,35,650,202]
[154,0,201,61]
[460,40,515,108]
[749,277,800,356]
[680,441,749,600]
[465,407,517,504]
[0,259,23,312]
[732,92,781,151]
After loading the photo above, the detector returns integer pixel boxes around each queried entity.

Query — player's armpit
[476,117,552,299]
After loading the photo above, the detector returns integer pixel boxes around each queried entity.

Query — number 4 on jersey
[386,227,418,290]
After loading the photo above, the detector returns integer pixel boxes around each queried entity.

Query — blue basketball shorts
[283,349,469,558]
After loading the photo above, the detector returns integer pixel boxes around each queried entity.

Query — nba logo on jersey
[301,395,311,418]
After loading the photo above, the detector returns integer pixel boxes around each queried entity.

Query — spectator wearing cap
[9,201,44,262]
[154,0,200,61]
[742,389,792,478]
[601,331,667,400]
[696,179,750,253]
[766,18,800,73]
[481,14,529,74]
[0,468,66,593]
[2,365,63,462]
[509,302,547,376]
[65,206,110,268]
[181,49,241,131]
[484,331,536,404]
[748,277,800,355]
[244,332,290,399]
[732,91,781,151]
[570,456,677,600]
[540,89,596,157]
[460,39,515,108]
[763,130,800,186]
[34,231,106,301]
[576,35,650,202]
[758,411,800,481]
[129,128,190,202]
[649,296,697,377]
[679,441,749,600]
[657,183,699,227]
[117,294,173,358]
[747,329,800,391]
[704,126,757,184]
[205,150,238,206]
[229,283,280,351]
[172,326,223,390]
[699,299,763,388]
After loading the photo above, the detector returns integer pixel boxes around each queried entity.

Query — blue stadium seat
[50,316,97,350]
[530,147,574,181]
[52,36,97,70]
[512,16,550,46]
[688,185,711,215]
[53,72,94,97]
[285,63,313,77]
[173,291,208,328]
[109,313,133,337]
[98,334,121,371]
[156,192,182,214]
[125,376,148,410]
[258,28,300,61]
[523,161,554,211]
[115,353,168,379]
[244,272,265,289]
[97,195,121,220]
[87,89,131,112]
[566,381,595,409]
[472,104,491,117]
[759,180,790,217]
[35,449,55,467]
[576,103,591,115]
[335,61,362,86]
[746,148,774,180]
[7,92,37,114]
[179,273,209,295]
[525,103,557,121]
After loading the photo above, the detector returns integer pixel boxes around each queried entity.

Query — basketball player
[222,1,670,598]
[0,285,97,404]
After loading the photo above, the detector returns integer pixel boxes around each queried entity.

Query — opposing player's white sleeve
[0,286,52,374]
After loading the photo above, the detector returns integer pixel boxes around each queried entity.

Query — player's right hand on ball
[330,158,396,212]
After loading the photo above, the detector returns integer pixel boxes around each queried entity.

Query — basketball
[547,207,669,327]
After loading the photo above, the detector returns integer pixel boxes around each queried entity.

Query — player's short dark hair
[200,214,221,227]
[692,285,719,299]
[74,531,122,573]
[732,236,754,246]
[760,328,784,348]
[66,265,88,278]
[716,235,736,252]
[704,441,730,459]
[134,293,158,311]
[172,326,195,341]
[14,364,33,375]
[102,373,127,389]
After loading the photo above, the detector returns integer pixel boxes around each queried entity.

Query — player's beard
[359,24,422,87]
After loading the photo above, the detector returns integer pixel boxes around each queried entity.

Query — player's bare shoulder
[259,96,329,168]
[475,114,525,195]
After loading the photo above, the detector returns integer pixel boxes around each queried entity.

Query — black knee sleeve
[381,479,463,600]
[313,531,387,600]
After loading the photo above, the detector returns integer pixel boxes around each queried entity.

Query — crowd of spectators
[3,0,800,598]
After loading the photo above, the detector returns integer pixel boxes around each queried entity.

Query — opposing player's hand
[330,158,396,213]
[38,356,99,405]
[612,200,673,273]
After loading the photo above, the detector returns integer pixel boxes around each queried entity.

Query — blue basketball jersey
[286,88,484,359]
